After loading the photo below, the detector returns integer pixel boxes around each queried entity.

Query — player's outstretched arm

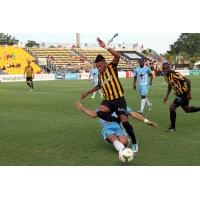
[97,37,120,65]
[75,100,97,118]
[128,111,157,127]
[80,85,100,99]
[163,84,172,104]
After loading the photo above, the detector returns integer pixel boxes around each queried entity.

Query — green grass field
[0,76,200,166]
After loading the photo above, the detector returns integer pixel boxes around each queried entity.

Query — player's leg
[30,78,33,89]
[107,135,125,152]
[165,101,179,132]
[138,96,146,114]
[98,89,103,98]
[145,86,152,111]
[26,78,31,89]
[119,114,138,152]
[138,86,146,113]
[112,97,138,148]
[118,136,129,147]
[180,96,200,113]
[90,91,96,99]
[96,103,120,123]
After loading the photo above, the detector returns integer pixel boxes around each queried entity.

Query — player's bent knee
[107,135,118,143]
[118,136,128,146]
[183,107,190,113]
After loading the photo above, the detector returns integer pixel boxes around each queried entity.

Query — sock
[92,92,96,97]
[140,99,146,112]
[189,106,200,112]
[26,82,31,88]
[98,90,103,96]
[170,110,176,129]
[113,140,125,152]
[122,121,137,144]
[97,111,120,123]
[31,82,33,89]
[146,98,151,106]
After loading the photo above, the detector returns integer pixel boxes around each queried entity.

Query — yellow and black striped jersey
[24,66,34,77]
[98,62,124,100]
[165,71,188,95]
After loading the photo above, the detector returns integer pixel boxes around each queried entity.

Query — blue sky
[11,33,180,54]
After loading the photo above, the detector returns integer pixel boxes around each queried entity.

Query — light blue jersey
[90,67,99,85]
[98,107,133,140]
[134,66,152,86]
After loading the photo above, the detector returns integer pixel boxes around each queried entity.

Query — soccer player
[89,63,103,99]
[75,100,157,152]
[162,61,200,132]
[24,61,34,91]
[80,37,138,152]
[133,58,153,114]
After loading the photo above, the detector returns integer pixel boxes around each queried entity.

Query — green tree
[170,33,200,56]
[25,40,40,48]
[165,33,200,66]
[0,33,19,45]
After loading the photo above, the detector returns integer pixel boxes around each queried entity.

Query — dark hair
[94,54,105,63]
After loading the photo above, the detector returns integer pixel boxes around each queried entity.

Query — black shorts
[100,97,127,115]
[26,77,33,82]
[173,92,189,107]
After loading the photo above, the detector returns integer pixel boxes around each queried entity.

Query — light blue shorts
[102,122,127,141]
[139,85,149,96]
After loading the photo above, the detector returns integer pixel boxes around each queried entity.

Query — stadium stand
[29,48,86,72]
[28,47,145,73]
[0,46,41,74]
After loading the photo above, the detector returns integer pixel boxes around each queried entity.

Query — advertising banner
[64,73,78,80]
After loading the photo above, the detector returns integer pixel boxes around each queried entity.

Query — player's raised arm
[75,101,97,118]
[80,85,100,99]
[97,37,120,65]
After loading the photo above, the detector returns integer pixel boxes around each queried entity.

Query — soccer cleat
[90,96,95,99]
[148,103,152,111]
[165,127,176,132]
[131,143,138,153]
[137,110,143,114]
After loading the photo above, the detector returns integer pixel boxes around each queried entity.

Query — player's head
[162,61,171,74]
[95,54,107,73]
[138,57,145,67]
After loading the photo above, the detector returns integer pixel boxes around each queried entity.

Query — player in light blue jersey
[75,100,157,153]
[89,63,103,99]
[133,58,153,114]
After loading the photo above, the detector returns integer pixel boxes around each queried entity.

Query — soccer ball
[119,147,134,163]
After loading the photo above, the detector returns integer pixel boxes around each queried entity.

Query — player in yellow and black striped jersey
[24,61,34,91]
[162,61,200,132]
[80,37,138,152]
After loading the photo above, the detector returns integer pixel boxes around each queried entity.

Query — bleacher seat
[0,46,41,74]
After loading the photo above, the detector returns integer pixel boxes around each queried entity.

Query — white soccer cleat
[137,110,143,114]
[90,96,95,99]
